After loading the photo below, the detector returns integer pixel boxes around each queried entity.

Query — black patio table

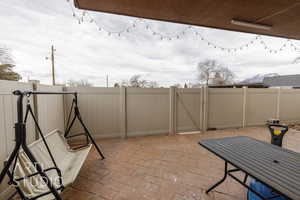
[199,136,300,200]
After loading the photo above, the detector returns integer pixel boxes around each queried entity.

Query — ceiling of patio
[74,0,300,40]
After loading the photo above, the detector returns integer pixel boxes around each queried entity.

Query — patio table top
[200,136,300,200]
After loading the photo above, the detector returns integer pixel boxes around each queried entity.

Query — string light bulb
[66,0,299,54]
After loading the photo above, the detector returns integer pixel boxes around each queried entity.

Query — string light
[256,36,296,53]
[67,0,300,54]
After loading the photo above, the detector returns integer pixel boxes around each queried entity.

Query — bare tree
[120,80,129,87]
[191,83,201,88]
[215,66,235,85]
[128,75,139,87]
[147,81,159,88]
[197,59,234,86]
[197,59,220,85]
[120,75,160,88]
[0,46,21,81]
[171,83,182,88]
[67,79,93,87]
[114,83,120,88]
[128,75,148,88]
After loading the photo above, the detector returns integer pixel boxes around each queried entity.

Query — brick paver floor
[21,127,300,200]
[61,127,300,200]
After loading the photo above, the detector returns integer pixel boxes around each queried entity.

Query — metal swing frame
[64,92,105,158]
[0,90,105,200]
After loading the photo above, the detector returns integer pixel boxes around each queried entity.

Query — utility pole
[46,45,56,85]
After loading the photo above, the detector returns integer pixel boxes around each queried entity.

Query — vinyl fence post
[169,87,176,134]
[120,87,127,138]
[62,86,67,131]
[242,87,248,128]
[202,86,208,132]
[32,82,39,140]
[276,87,281,120]
[200,87,203,132]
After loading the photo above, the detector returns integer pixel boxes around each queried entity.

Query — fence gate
[175,88,204,134]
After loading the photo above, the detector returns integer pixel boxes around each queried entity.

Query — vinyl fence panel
[279,89,300,124]
[245,88,278,126]
[126,88,169,137]
[176,88,202,132]
[64,87,121,138]
[0,80,35,193]
[208,88,244,129]
[35,84,65,135]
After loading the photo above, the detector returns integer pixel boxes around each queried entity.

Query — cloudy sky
[1,0,300,87]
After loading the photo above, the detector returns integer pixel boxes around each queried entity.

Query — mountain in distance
[241,73,279,83]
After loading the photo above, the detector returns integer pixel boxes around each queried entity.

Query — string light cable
[66,0,300,54]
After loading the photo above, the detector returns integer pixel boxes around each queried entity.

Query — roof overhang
[74,0,300,40]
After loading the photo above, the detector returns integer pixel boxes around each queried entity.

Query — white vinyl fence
[35,84,65,134]
[64,87,203,139]
[64,87,122,138]
[64,86,300,137]
[176,88,202,133]
[126,88,170,137]
[0,81,35,193]
[0,81,64,195]
[207,88,300,129]
[1,80,300,196]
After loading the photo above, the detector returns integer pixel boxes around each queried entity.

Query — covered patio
[3,0,300,200]
[61,2,300,198]
[61,127,300,200]
[59,1,300,199]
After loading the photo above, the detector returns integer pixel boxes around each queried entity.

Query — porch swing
[0,90,105,200]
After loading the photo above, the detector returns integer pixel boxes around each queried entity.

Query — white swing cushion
[13,129,92,200]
